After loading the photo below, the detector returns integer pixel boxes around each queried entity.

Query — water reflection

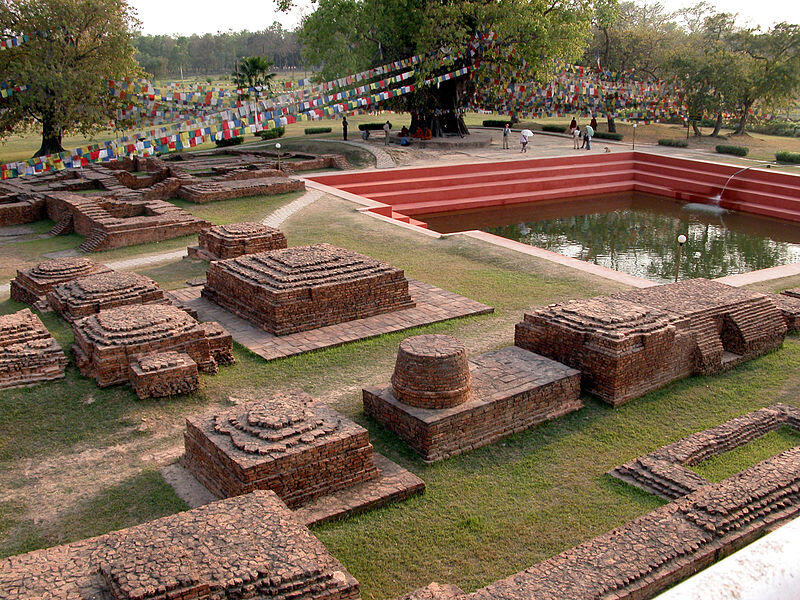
[418,194,800,283]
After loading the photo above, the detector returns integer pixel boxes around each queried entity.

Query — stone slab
[170,280,494,361]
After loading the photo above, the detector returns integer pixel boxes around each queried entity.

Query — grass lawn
[0,193,798,599]
[0,190,303,281]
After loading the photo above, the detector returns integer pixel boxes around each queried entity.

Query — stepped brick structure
[769,292,800,333]
[130,351,199,399]
[72,304,232,389]
[47,271,169,322]
[177,176,304,203]
[399,407,800,600]
[0,309,67,390]
[364,335,582,462]
[609,403,800,498]
[202,243,415,335]
[782,287,800,299]
[184,390,380,507]
[10,257,112,308]
[515,278,787,406]
[0,490,361,600]
[187,221,288,261]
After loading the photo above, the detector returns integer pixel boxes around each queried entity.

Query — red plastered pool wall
[307,152,800,230]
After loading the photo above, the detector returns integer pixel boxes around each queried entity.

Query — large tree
[232,56,277,98]
[0,0,140,157]
[291,0,616,132]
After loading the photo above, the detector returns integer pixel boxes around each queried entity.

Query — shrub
[594,131,624,141]
[358,122,390,131]
[258,126,285,140]
[304,127,332,135]
[482,119,509,128]
[541,125,566,133]
[214,136,244,147]
[658,138,688,148]
[716,144,748,157]
[776,151,800,164]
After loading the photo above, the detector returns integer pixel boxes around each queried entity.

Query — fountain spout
[714,164,770,205]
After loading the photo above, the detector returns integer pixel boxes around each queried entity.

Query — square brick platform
[0,490,361,600]
[364,344,582,462]
[170,280,493,361]
[180,390,424,525]
[130,351,199,399]
[0,308,68,390]
[187,221,288,261]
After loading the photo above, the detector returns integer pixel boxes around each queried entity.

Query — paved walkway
[261,189,322,228]
[311,138,396,168]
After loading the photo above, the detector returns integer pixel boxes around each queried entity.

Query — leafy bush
[715,144,748,157]
[776,151,800,164]
[594,131,624,141]
[359,122,390,131]
[482,119,509,128]
[541,125,566,133]
[304,127,332,135]
[214,136,244,147]
[749,119,800,138]
[658,138,689,148]
[258,126,285,140]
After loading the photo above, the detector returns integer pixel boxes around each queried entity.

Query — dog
[603,146,611,153]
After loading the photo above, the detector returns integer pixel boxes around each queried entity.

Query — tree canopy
[0,0,140,156]
[231,56,277,98]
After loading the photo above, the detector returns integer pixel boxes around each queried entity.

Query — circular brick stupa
[391,335,471,409]
[10,257,112,307]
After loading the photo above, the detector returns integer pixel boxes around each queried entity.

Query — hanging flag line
[0,82,30,98]
[0,65,471,179]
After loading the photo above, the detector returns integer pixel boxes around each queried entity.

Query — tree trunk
[606,115,616,133]
[691,120,702,136]
[710,112,723,137]
[35,117,64,157]
[733,103,752,135]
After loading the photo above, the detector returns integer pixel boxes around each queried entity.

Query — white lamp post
[632,123,637,151]
[275,142,282,171]
[675,234,687,282]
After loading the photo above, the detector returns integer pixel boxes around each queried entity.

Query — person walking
[520,131,529,153]
[590,115,598,130]
[502,123,511,149]
[573,126,581,149]
[383,120,391,146]
[342,116,348,141]
[584,124,594,150]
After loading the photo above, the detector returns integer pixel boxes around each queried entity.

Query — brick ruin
[399,405,800,600]
[130,351,199,399]
[0,490,361,600]
[47,270,169,322]
[71,304,233,396]
[187,221,288,261]
[773,288,800,332]
[10,257,113,308]
[183,389,425,516]
[202,243,416,335]
[515,278,787,406]
[0,308,67,390]
[609,403,800,498]
[0,148,342,249]
[363,334,582,462]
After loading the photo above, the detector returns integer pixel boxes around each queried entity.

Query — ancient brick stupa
[47,270,169,322]
[202,243,415,335]
[187,221,288,261]
[0,490,361,600]
[72,304,233,396]
[516,278,787,406]
[182,390,424,521]
[10,257,112,308]
[0,309,68,390]
[364,334,582,462]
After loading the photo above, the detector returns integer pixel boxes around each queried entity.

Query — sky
[129,0,799,36]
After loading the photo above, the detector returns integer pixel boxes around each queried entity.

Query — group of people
[500,116,599,152]
[569,117,597,150]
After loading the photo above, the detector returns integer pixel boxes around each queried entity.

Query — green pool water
[417,193,800,283]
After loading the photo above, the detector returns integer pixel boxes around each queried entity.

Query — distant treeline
[134,23,303,79]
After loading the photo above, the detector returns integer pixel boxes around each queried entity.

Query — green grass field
[1,195,798,598]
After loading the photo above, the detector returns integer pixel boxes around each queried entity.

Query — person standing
[342,116,348,141]
[573,126,581,149]
[383,120,391,146]
[502,123,511,149]
[569,117,578,135]
[520,131,529,153]
[590,115,598,130]
[584,124,594,150]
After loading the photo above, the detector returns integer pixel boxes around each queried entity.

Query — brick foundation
[187,221,287,261]
[0,490,361,600]
[364,336,582,462]
[515,278,787,406]
[71,304,232,389]
[129,351,199,399]
[0,309,67,390]
[183,390,381,508]
[202,243,416,335]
